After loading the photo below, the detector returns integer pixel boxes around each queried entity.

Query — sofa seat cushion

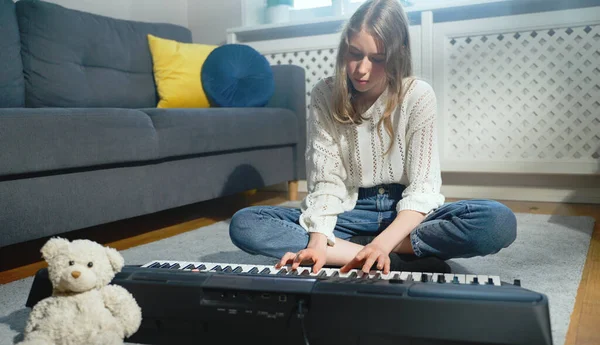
[0,109,158,176]
[139,108,298,158]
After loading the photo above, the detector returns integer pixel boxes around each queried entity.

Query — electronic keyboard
[25,260,553,345]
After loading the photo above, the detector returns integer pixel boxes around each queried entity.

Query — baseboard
[440,186,600,204]
[261,181,600,204]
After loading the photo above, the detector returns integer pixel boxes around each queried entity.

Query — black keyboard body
[25,262,552,345]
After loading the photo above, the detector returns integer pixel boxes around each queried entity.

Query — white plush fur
[18,238,142,345]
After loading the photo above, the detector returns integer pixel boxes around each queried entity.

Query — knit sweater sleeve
[397,81,445,214]
[299,81,348,246]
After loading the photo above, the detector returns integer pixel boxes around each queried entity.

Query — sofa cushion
[0,0,25,108]
[0,108,158,176]
[16,0,192,108]
[139,108,298,159]
[201,44,274,107]
[147,34,217,109]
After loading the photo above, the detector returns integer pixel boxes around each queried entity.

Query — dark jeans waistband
[358,184,406,199]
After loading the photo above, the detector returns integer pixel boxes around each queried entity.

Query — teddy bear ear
[41,237,70,261]
[105,247,125,273]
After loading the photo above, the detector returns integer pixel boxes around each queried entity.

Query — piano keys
[140,260,503,286]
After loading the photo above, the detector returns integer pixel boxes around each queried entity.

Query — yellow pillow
[147,34,217,108]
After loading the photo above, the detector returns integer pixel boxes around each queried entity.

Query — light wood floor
[0,191,598,345]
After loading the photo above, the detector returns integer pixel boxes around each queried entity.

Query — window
[293,0,332,10]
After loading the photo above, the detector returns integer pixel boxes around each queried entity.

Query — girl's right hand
[275,233,328,273]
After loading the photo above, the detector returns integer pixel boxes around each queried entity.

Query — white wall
[187,0,243,45]
[40,0,243,45]
[41,0,189,27]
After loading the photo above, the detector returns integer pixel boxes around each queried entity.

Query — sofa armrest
[266,64,307,180]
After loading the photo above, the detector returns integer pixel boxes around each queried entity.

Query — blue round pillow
[201,44,274,107]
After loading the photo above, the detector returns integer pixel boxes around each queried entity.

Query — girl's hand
[275,246,327,273]
[340,243,391,274]
[275,233,328,273]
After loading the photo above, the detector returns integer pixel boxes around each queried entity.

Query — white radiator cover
[252,7,600,203]
[433,8,600,175]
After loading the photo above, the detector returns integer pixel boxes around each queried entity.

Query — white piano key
[477,275,489,286]
[450,274,466,284]
[467,274,487,285]
[444,273,455,283]
[421,272,433,282]
[431,273,446,283]
[399,271,412,281]
[411,272,422,282]
[488,275,501,286]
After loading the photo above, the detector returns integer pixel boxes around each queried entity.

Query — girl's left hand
[340,243,391,274]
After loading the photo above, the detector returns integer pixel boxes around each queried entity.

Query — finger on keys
[313,257,325,274]
[292,252,304,270]
[383,257,390,275]
[377,254,385,270]
[340,257,358,273]
[362,254,377,274]
[276,252,293,269]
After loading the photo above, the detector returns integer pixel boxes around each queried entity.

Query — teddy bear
[18,237,142,345]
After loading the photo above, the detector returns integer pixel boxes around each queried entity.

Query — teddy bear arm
[101,285,142,338]
[24,298,53,335]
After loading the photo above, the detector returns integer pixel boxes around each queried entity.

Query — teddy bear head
[40,237,125,293]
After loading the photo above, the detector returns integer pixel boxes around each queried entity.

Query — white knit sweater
[299,77,445,246]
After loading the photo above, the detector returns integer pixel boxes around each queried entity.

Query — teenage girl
[229,0,516,275]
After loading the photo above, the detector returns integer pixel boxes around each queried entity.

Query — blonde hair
[332,0,415,154]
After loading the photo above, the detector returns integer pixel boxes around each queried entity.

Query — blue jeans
[229,184,517,261]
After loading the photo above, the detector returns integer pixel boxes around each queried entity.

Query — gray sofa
[0,0,306,248]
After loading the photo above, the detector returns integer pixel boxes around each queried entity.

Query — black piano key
[233,266,243,273]
[317,270,328,278]
[453,276,460,284]
[300,269,311,276]
[487,277,494,285]
[211,265,223,272]
[389,273,403,284]
[289,270,299,276]
[169,263,180,269]
[277,268,288,275]
[248,267,259,274]
[223,266,233,273]
[260,268,271,275]
[148,262,161,268]
[331,271,339,277]
[437,275,445,283]
[159,263,171,269]
[514,279,521,287]
[421,274,429,283]
[373,272,382,279]
[197,264,206,270]
[349,272,358,278]
[182,264,195,270]
[472,277,479,284]
[405,274,414,282]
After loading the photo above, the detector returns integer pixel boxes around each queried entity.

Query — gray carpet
[0,203,595,345]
